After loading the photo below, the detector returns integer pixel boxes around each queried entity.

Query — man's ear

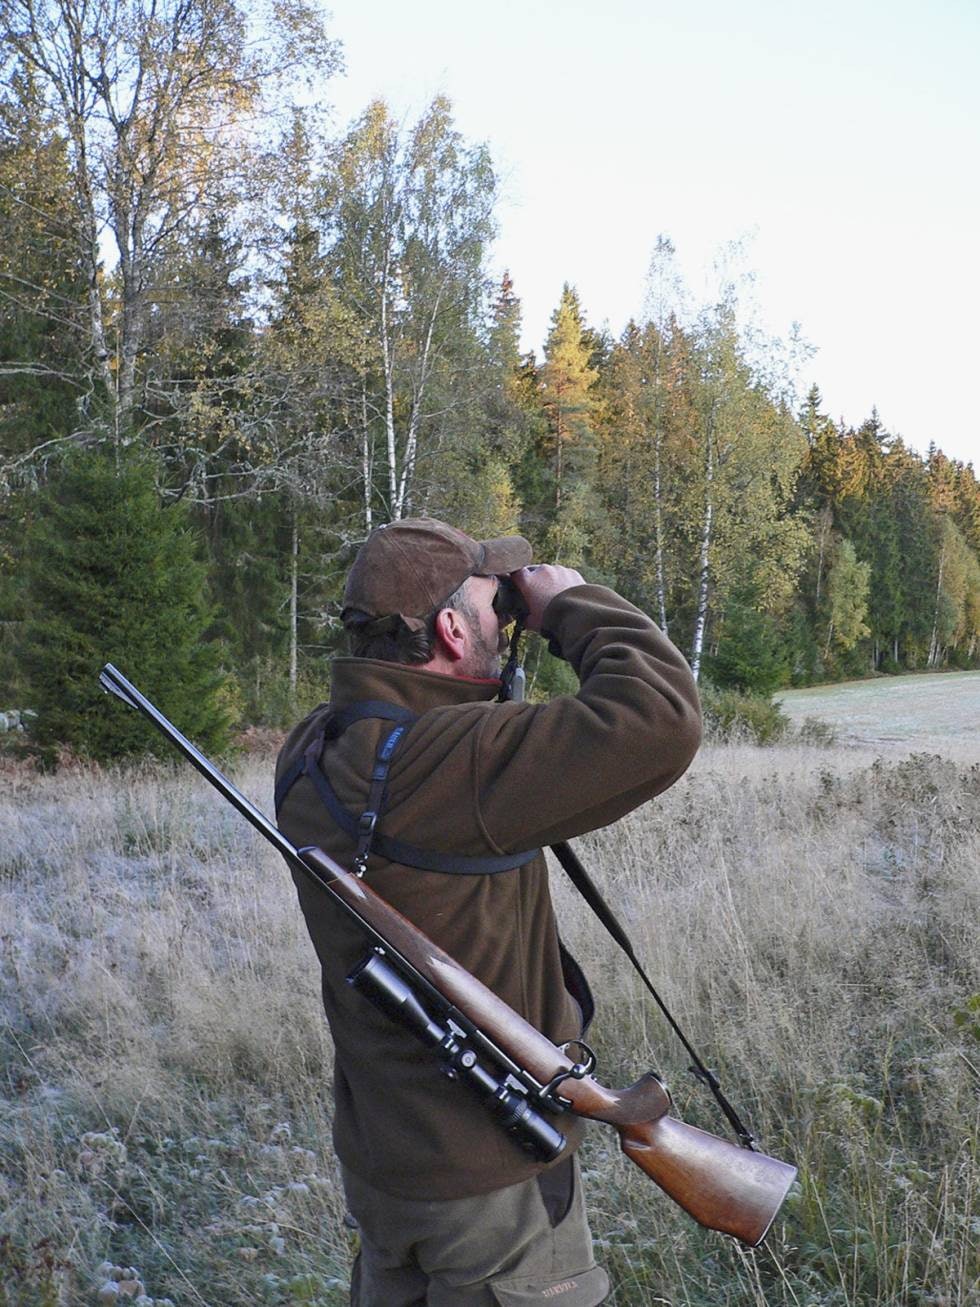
[433,606,468,662]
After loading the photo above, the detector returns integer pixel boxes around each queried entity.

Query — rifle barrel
[100,664,295,863]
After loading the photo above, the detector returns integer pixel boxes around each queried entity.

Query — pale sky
[320,0,980,468]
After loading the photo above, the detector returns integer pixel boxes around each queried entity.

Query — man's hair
[344,581,475,664]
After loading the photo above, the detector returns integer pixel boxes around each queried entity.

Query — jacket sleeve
[471,584,702,852]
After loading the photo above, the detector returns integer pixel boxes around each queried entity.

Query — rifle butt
[620,1114,796,1247]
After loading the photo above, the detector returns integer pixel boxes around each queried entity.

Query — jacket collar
[329,657,500,715]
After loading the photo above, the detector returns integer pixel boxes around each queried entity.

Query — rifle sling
[548,839,759,1151]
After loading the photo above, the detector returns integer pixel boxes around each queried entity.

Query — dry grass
[1,738,978,1305]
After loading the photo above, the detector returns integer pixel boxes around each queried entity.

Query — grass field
[1,680,979,1305]
[777,671,980,753]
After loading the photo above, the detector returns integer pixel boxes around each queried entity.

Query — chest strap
[275,700,539,876]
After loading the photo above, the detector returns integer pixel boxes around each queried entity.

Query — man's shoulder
[275,701,331,781]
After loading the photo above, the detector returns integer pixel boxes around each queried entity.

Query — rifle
[98,662,797,1247]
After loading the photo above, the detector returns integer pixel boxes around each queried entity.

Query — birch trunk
[116,264,142,427]
[378,249,399,516]
[555,402,564,512]
[66,119,114,405]
[653,429,668,634]
[395,289,442,520]
[116,194,149,427]
[814,503,832,607]
[690,428,714,682]
[928,539,946,668]
[289,514,298,697]
[395,412,418,520]
[361,380,373,533]
[824,619,835,660]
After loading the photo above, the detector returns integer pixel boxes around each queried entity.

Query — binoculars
[492,576,529,626]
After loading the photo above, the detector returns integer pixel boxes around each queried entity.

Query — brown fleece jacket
[275,584,701,1199]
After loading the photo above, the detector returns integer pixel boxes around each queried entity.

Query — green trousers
[342,1155,610,1306]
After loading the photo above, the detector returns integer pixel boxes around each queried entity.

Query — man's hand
[511,565,586,632]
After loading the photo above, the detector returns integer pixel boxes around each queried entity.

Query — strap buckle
[352,810,378,879]
[357,811,378,837]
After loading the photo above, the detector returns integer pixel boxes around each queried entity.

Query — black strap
[549,839,759,1151]
[352,723,410,875]
[274,752,306,815]
[274,702,417,814]
[276,701,540,876]
[329,701,419,734]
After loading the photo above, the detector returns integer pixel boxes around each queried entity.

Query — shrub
[795,714,839,746]
[699,683,789,744]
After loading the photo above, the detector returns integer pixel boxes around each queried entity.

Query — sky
[319,0,980,468]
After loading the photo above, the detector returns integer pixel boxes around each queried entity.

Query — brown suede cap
[342,518,532,630]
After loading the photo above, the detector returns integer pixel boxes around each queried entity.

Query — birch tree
[595,318,681,629]
[0,0,339,444]
[927,516,980,667]
[685,305,808,680]
[822,537,871,658]
[321,96,497,525]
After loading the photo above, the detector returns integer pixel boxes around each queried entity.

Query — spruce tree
[0,62,90,458]
[0,65,92,701]
[536,284,598,564]
[705,593,790,695]
[22,449,232,762]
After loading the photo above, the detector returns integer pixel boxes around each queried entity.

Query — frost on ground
[1,727,978,1305]
[777,668,980,752]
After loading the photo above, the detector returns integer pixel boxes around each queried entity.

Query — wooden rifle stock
[299,847,797,1247]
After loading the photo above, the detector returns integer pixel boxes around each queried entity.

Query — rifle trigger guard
[537,1040,596,1107]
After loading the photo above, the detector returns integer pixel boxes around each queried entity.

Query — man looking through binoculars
[275,518,702,1305]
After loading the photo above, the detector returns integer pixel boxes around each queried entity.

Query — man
[275,519,702,1306]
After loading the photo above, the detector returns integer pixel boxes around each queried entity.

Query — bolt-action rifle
[98,663,797,1248]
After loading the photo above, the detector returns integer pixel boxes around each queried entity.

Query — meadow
[1,689,978,1305]
[776,672,980,752]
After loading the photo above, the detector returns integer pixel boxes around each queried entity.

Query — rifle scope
[348,950,566,1163]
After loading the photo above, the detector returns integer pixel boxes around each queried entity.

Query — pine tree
[22,449,232,762]
[145,213,260,494]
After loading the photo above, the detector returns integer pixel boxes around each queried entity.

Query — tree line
[1,0,978,758]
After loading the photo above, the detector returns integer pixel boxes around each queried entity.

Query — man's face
[456,575,509,680]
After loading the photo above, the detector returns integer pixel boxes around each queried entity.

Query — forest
[2,0,979,757]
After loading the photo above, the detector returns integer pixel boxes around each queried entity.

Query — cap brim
[476,535,532,576]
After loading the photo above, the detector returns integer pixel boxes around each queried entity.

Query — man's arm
[473,579,702,852]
